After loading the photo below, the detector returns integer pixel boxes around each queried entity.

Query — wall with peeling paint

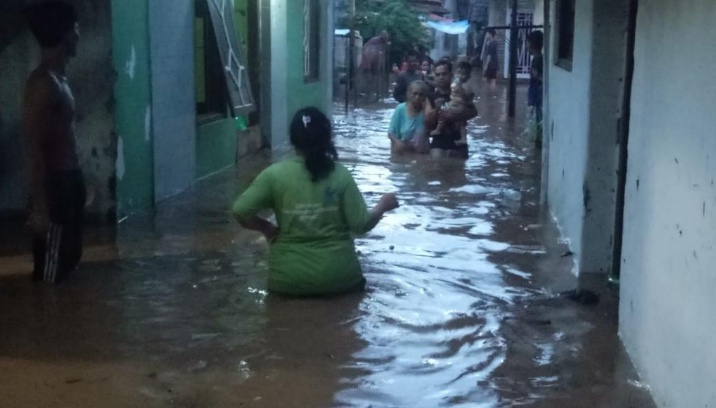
[113,0,153,218]
[0,0,117,221]
[619,1,716,407]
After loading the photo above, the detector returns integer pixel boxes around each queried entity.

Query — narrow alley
[0,86,655,407]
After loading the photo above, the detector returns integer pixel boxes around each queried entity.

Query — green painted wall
[196,119,237,178]
[234,0,249,57]
[285,1,329,120]
[112,0,153,217]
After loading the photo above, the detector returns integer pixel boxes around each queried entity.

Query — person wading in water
[23,1,85,284]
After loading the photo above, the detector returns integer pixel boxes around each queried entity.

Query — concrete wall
[268,0,288,153]
[533,0,544,25]
[545,0,593,266]
[113,0,153,218]
[545,0,630,274]
[579,0,628,272]
[0,0,116,221]
[149,0,196,202]
[0,2,36,214]
[269,0,333,156]
[619,1,716,407]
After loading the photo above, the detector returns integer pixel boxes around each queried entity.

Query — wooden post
[508,0,519,118]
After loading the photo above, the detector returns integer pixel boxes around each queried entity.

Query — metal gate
[504,9,534,79]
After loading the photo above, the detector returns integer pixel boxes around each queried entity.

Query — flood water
[0,85,655,407]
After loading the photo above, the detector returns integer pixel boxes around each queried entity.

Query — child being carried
[430,61,475,146]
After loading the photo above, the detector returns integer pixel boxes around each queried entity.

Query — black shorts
[32,169,86,283]
[430,134,469,159]
[484,67,498,80]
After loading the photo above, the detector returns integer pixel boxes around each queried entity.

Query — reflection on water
[0,87,655,408]
[332,98,535,407]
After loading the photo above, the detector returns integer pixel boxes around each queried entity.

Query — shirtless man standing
[23,1,84,284]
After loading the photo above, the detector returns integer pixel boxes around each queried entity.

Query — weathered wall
[619,1,716,407]
[113,0,153,218]
[149,0,196,202]
[0,0,116,221]
[544,0,593,267]
[0,2,35,214]
[579,0,628,272]
[270,0,333,156]
[545,0,630,274]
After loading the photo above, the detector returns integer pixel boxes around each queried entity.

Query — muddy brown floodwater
[0,85,656,407]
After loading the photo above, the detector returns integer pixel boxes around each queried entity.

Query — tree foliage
[344,0,430,65]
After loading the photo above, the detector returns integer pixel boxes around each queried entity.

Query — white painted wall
[546,0,629,274]
[619,1,716,407]
[533,0,544,25]
[544,0,593,266]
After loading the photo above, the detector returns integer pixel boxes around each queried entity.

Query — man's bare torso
[26,67,78,171]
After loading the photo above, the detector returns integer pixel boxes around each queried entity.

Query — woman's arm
[343,175,399,235]
[388,133,403,144]
[362,194,399,232]
[236,215,279,242]
[232,169,278,242]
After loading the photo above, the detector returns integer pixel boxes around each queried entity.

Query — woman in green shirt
[232,107,399,297]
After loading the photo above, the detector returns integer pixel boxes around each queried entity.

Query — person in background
[421,58,435,88]
[23,1,85,284]
[392,49,423,103]
[482,29,499,90]
[455,60,475,98]
[389,80,436,155]
[232,108,400,297]
[427,60,478,159]
[528,30,544,146]
[360,31,390,74]
[431,61,474,147]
